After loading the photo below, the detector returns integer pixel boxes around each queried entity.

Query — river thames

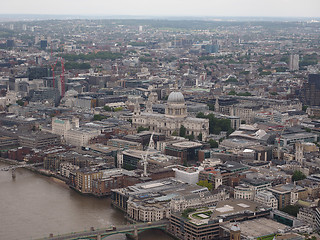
[0,162,174,240]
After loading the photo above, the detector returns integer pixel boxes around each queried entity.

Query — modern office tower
[6,39,14,48]
[300,74,320,106]
[40,40,47,49]
[289,54,299,71]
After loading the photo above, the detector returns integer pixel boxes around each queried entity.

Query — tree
[197,180,213,191]
[103,106,112,111]
[292,170,306,182]
[137,126,149,133]
[228,90,237,95]
[196,112,206,118]
[179,125,186,137]
[172,130,178,136]
[281,205,300,217]
[209,139,218,148]
[302,105,308,112]
[114,107,123,112]
[197,133,203,141]
[93,114,106,121]
[182,208,196,218]
[186,133,194,141]
[207,104,215,111]
[16,99,24,106]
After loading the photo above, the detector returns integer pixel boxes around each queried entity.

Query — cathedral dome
[167,91,185,103]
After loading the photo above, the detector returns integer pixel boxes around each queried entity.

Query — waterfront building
[75,169,103,194]
[111,178,228,218]
[169,199,272,240]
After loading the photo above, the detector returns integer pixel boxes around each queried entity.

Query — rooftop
[222,218,287,239]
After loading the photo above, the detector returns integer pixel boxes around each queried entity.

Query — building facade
[132,91,209,140]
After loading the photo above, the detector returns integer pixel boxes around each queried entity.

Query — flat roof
[222,218,287,238]
[172,141,202,148]
[212,199,261,218]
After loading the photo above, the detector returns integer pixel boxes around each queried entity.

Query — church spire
[134,99,140,115]
[215,97,220,112]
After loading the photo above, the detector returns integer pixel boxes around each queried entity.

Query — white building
[173,166,203,185]
[132,91,209,140]
[52,117,101,147]
[254,190,278,210]
[234,184,255,200]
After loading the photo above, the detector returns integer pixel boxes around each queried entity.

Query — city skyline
[2,0,320,18]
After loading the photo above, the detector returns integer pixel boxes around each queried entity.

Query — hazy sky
[2,0,320,18]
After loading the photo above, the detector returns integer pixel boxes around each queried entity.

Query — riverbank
[0,157,69,181]
[0,158,172,239]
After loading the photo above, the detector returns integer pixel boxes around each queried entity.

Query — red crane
[50,57,65,97]
[60,58,65,97]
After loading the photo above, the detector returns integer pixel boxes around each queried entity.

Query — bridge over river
[37,220,169,240]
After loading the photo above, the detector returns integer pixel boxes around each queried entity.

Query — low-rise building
[267,184,308,209]
[19,132,60,149]
[254,190,278,210]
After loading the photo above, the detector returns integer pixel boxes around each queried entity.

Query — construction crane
[140,132,155,177]
[50,57,65,97]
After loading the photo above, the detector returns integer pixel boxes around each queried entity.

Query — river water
[0,162,174,240]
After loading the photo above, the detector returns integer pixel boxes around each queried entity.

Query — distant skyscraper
[40,40,47,49]
[289,54,299,71]
[139,25,143,32]
[300,74,320,106]
[6,39,14,48]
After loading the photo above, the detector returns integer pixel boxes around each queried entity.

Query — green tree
[196,112,206,118]
[172,130,178,136]
[207,103,215,111]
[228,90,237,95]
[16,99,24,106]
[93,114,104,121]
[114,107,123,112]
[281,205,300,217]
[197,133,203,141]
[182,208,196,218]
[137,126,149,133]
[103,105,112,111]
[197,180,213,191]
[209,139,218,148]
[186,133,195,141]
[302,105,308,112]
[179,125,186,137]
[292,170,306,182]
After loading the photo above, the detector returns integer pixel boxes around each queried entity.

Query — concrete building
[254,190,278,210]
[112,178,229,222]
[52,117,101,147]
[267,184,308,209]
[19,132,60,149]
[74,169,103,194]
[169,199,272,240]
[289,54,299,71]
[297,207,316,230]
[315,207,320,230]
[173,166,202,184]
